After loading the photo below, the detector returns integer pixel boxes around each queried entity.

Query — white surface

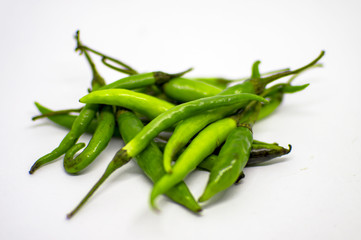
[1,0,361,239]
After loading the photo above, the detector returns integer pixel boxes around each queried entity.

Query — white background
[1,0,361,239]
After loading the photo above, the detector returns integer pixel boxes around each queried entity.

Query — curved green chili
[161,52,324,173]
[117,111,201,212]
[199,126,253,202]
[79,89,175,119]
[104,93,267,169]
[163,78,223,102]
[150,117,239,209]
[162,60,264,173]
[29,103,99,174]
[67,110,201,218]
[162,106,239,173]
[199,99,262,202]
[29,39,108,174]
[63,105,115,174]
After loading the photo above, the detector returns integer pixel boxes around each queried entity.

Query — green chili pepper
[198,125,254,202]
[33,102,124,137]
[197,143,291,185]
[199,97,263,202]
[157,139,292,171]
[101,93,267,168]
[150,117,239,209]
[79,89,175,119]
[33,102,89,131]
[162,106,239,173]
[99,68,192,91]
[31,30,188,172]
[29,36,109,174]
[161,60,264,173]
[117,111,201,212]
[63,105,115,174]
[29,103,100,174]
[161,51,324,173]
[190,77,232,89]
[74,93,266,211]
[150,63,278,206]
[66,110,201,218]
[163,78,223,102]
[198,143,291,171]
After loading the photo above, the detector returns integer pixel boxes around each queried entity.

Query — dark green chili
[161,51,324,172]
[199,98,263,202]
[66,110,201,218]
[29,37,107,174]
[197,142,291,184]
[198,122,255,202]
[117,110,201,212]
[63,105,115,174]
[246,143,292,165]
[29,103,99,174]
[197,143,292,171]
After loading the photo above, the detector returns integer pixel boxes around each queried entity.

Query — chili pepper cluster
[30,31,324,218]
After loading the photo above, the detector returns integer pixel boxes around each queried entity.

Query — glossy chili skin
[63,105,115,174]
[99,71,184,90]
[109,93,266,166]
[29,46,107,174]
[199,125,253,202]
[162,59,315,172]
[79,89,175,120]
[162,61,264,173]
[150,117,238,209]
[163,77,223,102]
[29,103,99,174]
[117,110,201,212]
[190,77,231,89]
[66,110,202,218]
[199,97,262,202]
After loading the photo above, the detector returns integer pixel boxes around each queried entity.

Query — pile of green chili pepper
[30,31,324,218]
